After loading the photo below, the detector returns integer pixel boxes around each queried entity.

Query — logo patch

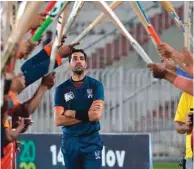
[87,89,93,98]
[94,150,101,160]
[64,91,74,102]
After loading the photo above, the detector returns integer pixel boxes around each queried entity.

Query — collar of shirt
[70,76,87,88]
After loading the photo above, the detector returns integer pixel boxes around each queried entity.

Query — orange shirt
[1,120,17,169]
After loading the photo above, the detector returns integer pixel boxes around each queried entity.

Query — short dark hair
[68,49,87,63]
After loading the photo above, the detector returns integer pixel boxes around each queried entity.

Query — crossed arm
[54,106,81,126]
[54,100,104,127]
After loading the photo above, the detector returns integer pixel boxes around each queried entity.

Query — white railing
[18,67,184,158]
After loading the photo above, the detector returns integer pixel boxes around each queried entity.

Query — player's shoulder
[180,92,193,101]
[55,78,71,90]
[177,92,193,112]
[86,76,103,86]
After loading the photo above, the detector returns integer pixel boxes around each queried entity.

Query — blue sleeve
[21,49,49,72]
[21,49,60,87]
[54,86,65,107]
[23,60,50,86]
[176,68,192,79]
[94,81,104,101]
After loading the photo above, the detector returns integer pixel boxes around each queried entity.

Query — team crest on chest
[64,91,74,102]
[87,89,93,98]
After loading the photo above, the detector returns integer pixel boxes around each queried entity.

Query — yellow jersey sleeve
[174,93,188,123]
[174,93,194,158]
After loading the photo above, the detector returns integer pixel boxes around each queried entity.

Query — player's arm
[84,81,104,121]
[65,100,104,122]
[163,70,193,96]
[148,64,193,96]
[65,81,105,122]
[174,94,193,134]
[21,85,48,116]
[171,47,193,77]
[21,36,78,72]
[88,100,104,121]
[157,43,193,76]
[21,48,60,87]
[174,121,192,134]
[21,42,79,87]
[3,74,25,116]
[163,71,193,96]
[21,35,69,71]
[54,106,81,126]
[15,73,55,117]
[173,76,193,96]
[4,119,25,143]
[54,86,81,126]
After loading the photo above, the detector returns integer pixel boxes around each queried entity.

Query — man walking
[54,49,104,169]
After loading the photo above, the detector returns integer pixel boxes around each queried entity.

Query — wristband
[75,110,89,122]
[44,45,62,66]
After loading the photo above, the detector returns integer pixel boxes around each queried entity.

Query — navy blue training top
[21,49,59,87]
[54,76,104,136]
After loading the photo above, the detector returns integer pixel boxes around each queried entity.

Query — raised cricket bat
[130,2,149,34]
[48,1,84,73]
[162,1,193,48]
[18,1,58,59]
[15,1,27,27]
[94,1,153,64]
[1,2,44,72]
[30,1,57,35]
[18,2,68,59]
[57,3,70,44]
[72,1,123,44]
[63,1,84,37]
[2,2,10,44]
[9,1,17,32]
[31,1,68,43]
[131,2,161,45]
[161,1,185,32]
[48,2,69,73]
[6,1,18,72]
[131,1,168,60]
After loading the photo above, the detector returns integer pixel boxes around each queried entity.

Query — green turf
[153,163,179,169]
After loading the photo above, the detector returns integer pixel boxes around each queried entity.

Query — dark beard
[73,70,84,75]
